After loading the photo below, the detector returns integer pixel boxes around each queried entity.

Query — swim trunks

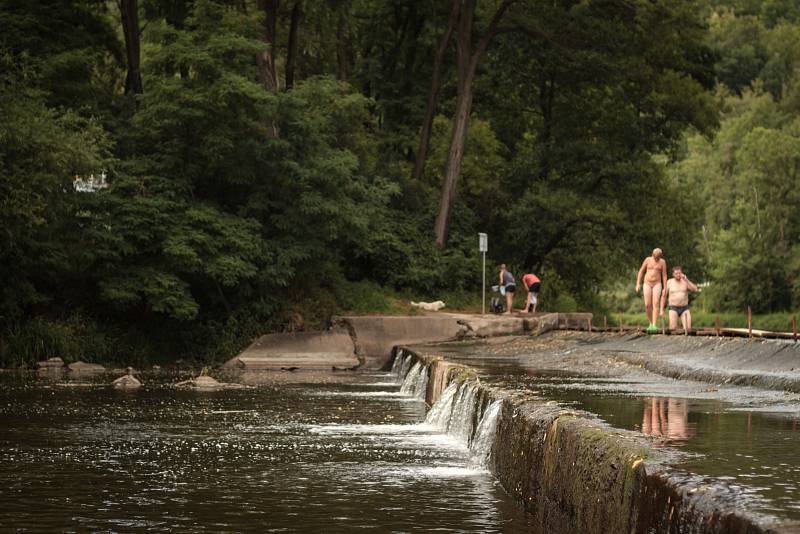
[669,305,689,317]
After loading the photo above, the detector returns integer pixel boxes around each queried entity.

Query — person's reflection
[641,397,694,441]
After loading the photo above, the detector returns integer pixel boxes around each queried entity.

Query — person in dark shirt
[499,264,516,315]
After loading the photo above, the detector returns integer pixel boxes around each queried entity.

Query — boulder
[111,367,142,389]
[68,361,105,373]
[175,375,244,389]
[36,357,65,370]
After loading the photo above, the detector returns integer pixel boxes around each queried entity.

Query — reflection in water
[641,397,695,441]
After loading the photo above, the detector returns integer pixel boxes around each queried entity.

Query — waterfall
[399,353,414,380]
[425,380,503,467]
[400,362,422,394]
[393,352,503,466]
[390,349,404,375]
[448,382,479,442]
[469,399,503,465]
[413,364,428,400]
[399,361,429,400]
[425,381,459,427]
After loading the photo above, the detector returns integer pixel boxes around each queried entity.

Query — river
[0,369,533,532]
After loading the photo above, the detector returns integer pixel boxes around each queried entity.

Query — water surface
[0,371,532,532]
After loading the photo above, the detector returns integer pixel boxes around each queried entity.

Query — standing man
[662,266,699,334]
[521,272,541,313]
[499,264,516,315]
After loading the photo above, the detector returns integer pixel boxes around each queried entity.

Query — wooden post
[636,320,641,334]
[747,306,753,337]
[587,317,592,333]
[792,315,797,342]
[619,312,624,334]
[661,316,666,335]
[604,315,608,330]
[715,315,721,337]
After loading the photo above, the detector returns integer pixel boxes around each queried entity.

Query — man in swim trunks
[635,248,667,333]
[521,273,541,313]
[662,266,699,334]
[499,264,516,315]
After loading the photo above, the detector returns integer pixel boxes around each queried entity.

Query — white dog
[410,300,446,311]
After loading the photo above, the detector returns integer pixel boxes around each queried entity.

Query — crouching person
[521,273,541,313]
[662,266,699,334]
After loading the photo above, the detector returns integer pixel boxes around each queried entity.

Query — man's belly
[669,293,689,307]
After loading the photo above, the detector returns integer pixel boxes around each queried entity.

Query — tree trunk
[434,85,475,247]
[434,0,514,248]
[257,0,280,93]
[120,0,143,95]
[336,10,350,82]
[537,69,555,181]
[285,1,300,89]
[412,0,459,182]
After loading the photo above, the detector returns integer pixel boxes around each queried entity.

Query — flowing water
[0,368,533,532]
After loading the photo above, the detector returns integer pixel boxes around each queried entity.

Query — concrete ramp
[223,329,359,370]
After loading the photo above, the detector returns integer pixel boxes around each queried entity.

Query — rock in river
[36,357,65,370]
[68,361,105,373]
[111,367,142,389]
[175,375,244,390]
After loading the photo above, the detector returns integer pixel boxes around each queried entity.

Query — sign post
[478,233,488,315]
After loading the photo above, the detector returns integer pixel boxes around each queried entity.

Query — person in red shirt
[521,273,541,313]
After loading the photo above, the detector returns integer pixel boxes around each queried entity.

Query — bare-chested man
[636,248,667,332]
[661,266,699,334]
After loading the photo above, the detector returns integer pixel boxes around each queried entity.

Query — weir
[392,345,797,534]
[396,354,503,468]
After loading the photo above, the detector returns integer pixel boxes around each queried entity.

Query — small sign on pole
[478,233,488,315]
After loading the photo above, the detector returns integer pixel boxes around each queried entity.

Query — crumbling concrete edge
[394,346,791,534]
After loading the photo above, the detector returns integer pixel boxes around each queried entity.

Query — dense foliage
[672,0,800,312]
[0,0,797,365]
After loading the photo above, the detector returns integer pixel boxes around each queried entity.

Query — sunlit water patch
[0,371,532,532]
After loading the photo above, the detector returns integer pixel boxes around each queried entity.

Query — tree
[0,54,110,322]
[285,1,300,88]
[433,0,515,247]
[119,0,144,94]
[412,0,459,183]
[257,0,280,92]
[0,0,121,113]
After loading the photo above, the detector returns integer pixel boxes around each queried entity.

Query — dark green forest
[1,0,798,366]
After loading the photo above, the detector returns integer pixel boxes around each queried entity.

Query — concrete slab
[223,329,359,370]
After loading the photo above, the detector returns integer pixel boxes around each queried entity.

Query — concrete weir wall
[398,347,788,534]
[225,313,563,370]
[338,313,561,369]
